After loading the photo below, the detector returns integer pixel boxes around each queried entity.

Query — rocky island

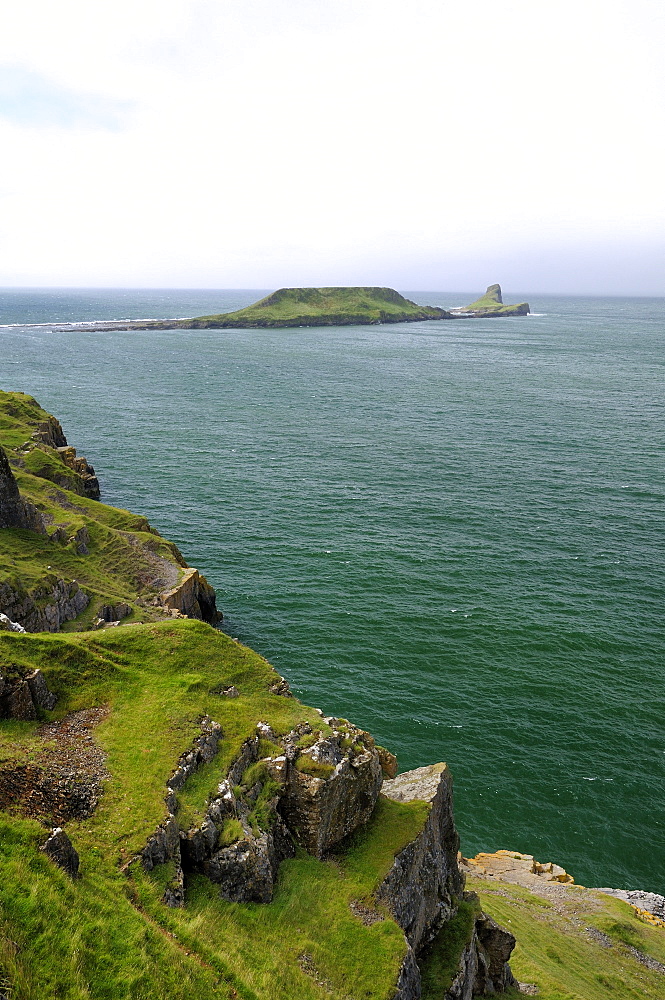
[450,284,530,318]
[1,390,663,1000]
[54,284,530,333]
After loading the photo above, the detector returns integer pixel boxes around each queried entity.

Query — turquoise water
[2,289,663,893]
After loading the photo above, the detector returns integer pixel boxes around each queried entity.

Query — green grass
[0,620,433,999]
[420,897,480,997]
[176,287,450,328]
[295,756,335,778]
[0,621,329,859]
[131,794,429,1000]
[466,874,665,1000]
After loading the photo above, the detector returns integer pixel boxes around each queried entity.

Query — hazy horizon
[1,1,663,295]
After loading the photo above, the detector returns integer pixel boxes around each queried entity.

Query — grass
[466,873,665,1000]
[132,794,430,1000]
[420,897,480,997]
[0,621,433,999]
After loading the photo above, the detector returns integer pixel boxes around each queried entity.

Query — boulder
[26,669,57,711]
[42,827,80,878]
[0,680,36,720]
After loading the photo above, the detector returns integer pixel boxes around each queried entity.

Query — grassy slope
[177,286,449,328]
[0,390,189,625]
[0,622,429,999]
[465,874,665,1000]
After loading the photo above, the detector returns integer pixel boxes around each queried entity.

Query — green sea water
[1,289,663,893]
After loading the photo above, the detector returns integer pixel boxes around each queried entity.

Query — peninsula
[51,285,530,332]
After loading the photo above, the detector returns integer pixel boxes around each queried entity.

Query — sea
[1,288,663,895]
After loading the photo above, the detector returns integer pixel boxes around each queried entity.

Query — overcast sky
[1,0,663,293]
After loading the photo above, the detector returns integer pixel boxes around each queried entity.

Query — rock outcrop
[444,907,518,999]
[0,668,57,720]
[0,577,89,633]
[30,416,100,499]
[380,764,464,949]
[161,568,221,625]
[41,827,80,878]
[0,613,25,633]
[279,720,384,856]
[380,764,516,999]
[0,446,44,532]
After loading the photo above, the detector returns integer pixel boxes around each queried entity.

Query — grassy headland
[175,286,451,328]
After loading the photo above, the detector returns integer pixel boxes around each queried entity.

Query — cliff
[0,392,516,999]
[1,394,663,1000]
[0,390,220,632]
[451,284,530,317]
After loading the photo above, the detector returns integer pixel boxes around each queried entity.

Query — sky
[0,0,664,293]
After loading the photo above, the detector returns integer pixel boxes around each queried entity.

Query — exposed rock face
[380,764,464,950]
[161,568,221,625]
[30,417,100,499]
[444,906,518,999]
[55,446,100,500]
[596,887,665,921]
[0,668,57,720]
[380,765,516,999]
[41,827,80,878]
[0,446,44,532]
[26,668,57,710]
[202,821,295,904]
[279,723,384,856]
[0,577,89,633]
[32,416,67,450]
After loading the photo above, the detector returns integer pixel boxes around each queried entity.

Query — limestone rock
[473,911,518,993]
[26,669,57,711]
[0,577,89,633]
[203,821,295,904]
[279,726,383,857]
[379,764,464,950]
[141,815,181,871]
[444,905,517,999]
[377,745,398,778]
[0,680,36,720]
[161,567,221,625]
[0,613,26,633]
[41,827,80,878]
[0,446,45,532]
